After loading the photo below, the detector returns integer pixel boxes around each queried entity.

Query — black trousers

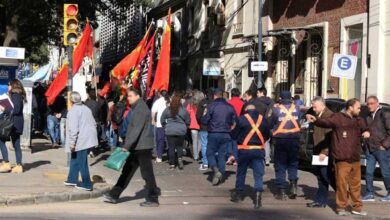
[110,149,159,201]
[167,135,185,166]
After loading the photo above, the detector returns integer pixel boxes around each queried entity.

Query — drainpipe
[365,0,370,102]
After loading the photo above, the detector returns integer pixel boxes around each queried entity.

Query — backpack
[112,101,126,125]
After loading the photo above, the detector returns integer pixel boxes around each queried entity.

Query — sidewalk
[0,137,111,206]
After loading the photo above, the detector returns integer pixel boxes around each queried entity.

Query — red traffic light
[66,4,78,16]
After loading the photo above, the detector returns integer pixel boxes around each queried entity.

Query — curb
[0,183,112,207]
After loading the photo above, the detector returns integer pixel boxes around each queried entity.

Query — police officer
[270,91,301,200]
[231,104,270,209]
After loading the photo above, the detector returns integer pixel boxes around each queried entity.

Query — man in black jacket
[104,87,159,207]
[362,96,390,202]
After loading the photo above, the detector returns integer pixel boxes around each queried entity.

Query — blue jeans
[365,148,390,194]
[0,133,22,164]
[106,123,118,148]
[314,159,336,205]
[228,140,238,159]
[67,149,92,189]
[47,115,60,144]
[199,131,208,166]
[206,132,231,174]
[236,150,265,192]
[274,138,300,189]
[155,127,166,159]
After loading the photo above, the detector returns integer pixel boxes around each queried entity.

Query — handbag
[0,113,13,140]
[104,147,130,171]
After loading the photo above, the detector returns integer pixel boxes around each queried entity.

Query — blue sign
[0,65,17,94]
[337,56,352,70]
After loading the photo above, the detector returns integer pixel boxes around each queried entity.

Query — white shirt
[151,97,167,128]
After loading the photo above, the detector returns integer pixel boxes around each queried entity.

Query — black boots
[230,190,244,203]
[275,188,288,200]
[288,179,298,199]
[254,192,262,209]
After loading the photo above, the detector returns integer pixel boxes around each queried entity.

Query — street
[1,147,389,220]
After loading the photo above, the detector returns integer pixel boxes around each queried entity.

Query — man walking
[201,88,236,185]
[305,97,335,208]
[104,88,159,207]
[269,91,300,200]
[362,96,390,202]
[151,90,168,163]
[307,98,370,216]
[230,104,270,209]
[256,87,274,166]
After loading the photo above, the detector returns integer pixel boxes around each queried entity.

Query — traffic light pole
[67,45,73,110]
[257,0,263,88]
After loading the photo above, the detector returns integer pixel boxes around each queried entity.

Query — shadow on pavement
[23,160,51,172]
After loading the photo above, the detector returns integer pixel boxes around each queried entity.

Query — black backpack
[112,101,126,125]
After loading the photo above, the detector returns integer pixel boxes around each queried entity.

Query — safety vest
[272,104,300,136]
[238,114,265,150]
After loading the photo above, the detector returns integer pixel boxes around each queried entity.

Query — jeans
[47,115,60,144]
[274,138,300,189]
[155,127,166,159]
[314,158,336,205]
[60,118,66,147]
[167,135,185,166]
[236,150,265,192]
[67,149,92,189]
[265,140,271,162]
[365,148,390,194]
[207,132,231,174]
[0,133,22,164]
[228,140,238,159]
[106,123,118,148]
[199,131,208,166]
[190,130,201,160]
[110,150,159,201]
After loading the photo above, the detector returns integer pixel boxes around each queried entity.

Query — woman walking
[64,92,98,191]
[0,79,26,173]
[186,90,204,161]
[161,92,190,170]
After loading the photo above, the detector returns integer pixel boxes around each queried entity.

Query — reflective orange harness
[238,114,265,150]
[272,104,300,136]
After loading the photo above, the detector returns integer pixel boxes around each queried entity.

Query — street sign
[251,61,268,72]
[0,47,25,60]
[331,53,358,79]
[203,58,221,76]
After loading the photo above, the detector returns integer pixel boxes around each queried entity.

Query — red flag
[86,35,93,58]
[99,82,111,97]
[73,22,92,74]
[111,27,151,80]
[45,64,68,105]
[149,9,171,98]
[45,22,92,104]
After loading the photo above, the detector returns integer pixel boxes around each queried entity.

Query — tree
[0,0,153,64]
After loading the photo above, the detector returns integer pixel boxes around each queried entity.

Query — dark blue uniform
[232,109,270,192]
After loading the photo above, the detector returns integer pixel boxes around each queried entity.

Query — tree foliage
[0,0,153,64]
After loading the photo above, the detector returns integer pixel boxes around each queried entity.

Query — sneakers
[140,200,159,207]
[199,164,208,171]
[362,193,375,202]
[155,158,162,163]
[352,210,368,216]
[64,181,77,187]
[0,162,11,173]
[337,210,349,216]
[178,158,184,170]
[11,165,23,174]
[212,171,223,186]
[380,194,390,202]
[103,192,119,204]
[75,185,92,191]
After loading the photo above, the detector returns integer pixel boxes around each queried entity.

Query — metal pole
[67,45,73,110]
[257,0,263,88]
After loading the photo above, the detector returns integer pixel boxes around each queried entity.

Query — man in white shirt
[151,90,168,162]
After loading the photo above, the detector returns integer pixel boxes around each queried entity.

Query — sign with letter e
[331,53,358,79]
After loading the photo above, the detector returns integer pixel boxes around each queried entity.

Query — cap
[280,91,292,100]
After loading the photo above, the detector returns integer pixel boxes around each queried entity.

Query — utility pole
[257,0,263,88]
[67,46,73,109]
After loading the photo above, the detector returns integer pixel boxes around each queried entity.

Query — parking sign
[331,53,358,79]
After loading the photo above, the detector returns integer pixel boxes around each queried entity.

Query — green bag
[104,148,130,171]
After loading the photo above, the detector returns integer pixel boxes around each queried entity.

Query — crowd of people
[0,79,389,216]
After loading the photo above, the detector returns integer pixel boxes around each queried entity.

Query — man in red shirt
[228,88,244,116]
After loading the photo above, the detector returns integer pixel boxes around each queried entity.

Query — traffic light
[63,4,79,46]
